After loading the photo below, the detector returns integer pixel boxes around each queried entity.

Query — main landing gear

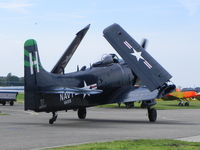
[178,101,190,106]
[78,108,87,119]
[49,112,58,124]
[147,107,157,122]
[125,102,134,109]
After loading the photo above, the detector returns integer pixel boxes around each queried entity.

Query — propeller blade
[141,39,147,49]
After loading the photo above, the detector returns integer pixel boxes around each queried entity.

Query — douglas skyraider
[1,24,175,124]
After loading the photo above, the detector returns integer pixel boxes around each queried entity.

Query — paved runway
[0,104,200,150]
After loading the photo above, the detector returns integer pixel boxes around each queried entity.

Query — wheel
[148,108,157,122]
[185,102,189,106]
[49,115,57,124]
[178,102,184,106]
[2,101,6,106]
[49,119,54,124]
[10,101,14,106]
[49,112,58,124]
[78,108,86,119]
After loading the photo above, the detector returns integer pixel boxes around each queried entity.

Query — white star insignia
[131,49,145,61]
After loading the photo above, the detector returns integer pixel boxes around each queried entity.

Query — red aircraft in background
[164,88,200,106]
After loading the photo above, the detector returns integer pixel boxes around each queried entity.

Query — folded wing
[51,24,90,74]
[103,24,172,91]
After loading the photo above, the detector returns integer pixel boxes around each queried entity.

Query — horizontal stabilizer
[51,24,90,74]
[40,87,102,95]
[103,24,172,91]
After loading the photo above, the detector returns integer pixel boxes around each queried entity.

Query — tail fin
[24,39,44,111]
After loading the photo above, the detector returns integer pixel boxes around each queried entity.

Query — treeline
[0,73,24,86]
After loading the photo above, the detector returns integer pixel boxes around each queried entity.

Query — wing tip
[103,23,120,35]
[76,24,90,36]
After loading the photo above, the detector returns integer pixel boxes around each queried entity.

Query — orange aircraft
[164,88,200,106]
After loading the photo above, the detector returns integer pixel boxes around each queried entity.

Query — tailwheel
[49,112,58,124]
[148,108,157,122]
[78,108,86,119]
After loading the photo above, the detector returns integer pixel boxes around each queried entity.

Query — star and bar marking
[124,41,152,69]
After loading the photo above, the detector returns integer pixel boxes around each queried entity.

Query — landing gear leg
[49,112,58,124]
[148,107,157,122]
[185,102,190,106]
[125,102,134,109]
[78,108,86,119]
[178,99,184,106]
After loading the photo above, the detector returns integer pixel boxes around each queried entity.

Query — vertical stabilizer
[24,39,42,111]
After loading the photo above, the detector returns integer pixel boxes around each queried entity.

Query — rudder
[24,39,43,111]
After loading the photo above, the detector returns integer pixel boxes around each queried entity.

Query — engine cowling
[98,63,135,89]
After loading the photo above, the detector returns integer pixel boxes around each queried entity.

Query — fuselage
[37,61,136,112]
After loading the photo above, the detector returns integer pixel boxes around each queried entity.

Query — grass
[98,100,200,110]
[16,93,24,104]
[0,113,7,116]
[155,100,200,110]
[0,110,8,116]
[44,139,200,150]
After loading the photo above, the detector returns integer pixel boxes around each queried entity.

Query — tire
[49,114,57,125]
[10,101,14,106]
[78,108,86,119]
[178,102,184,106]
[49,119,54,124]
[148,108,157,122]
[2,101,6,106]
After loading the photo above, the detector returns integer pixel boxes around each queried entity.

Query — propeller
[141,39,148,49]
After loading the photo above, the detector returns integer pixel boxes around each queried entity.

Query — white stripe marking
[35,51,40,72]
[124,42,131,49]
[144,61,152,69]
[125,41,132,48]
[124,40,153,69]
[145,61,152,69]
[29,53,33,75]
[124,41,132,49]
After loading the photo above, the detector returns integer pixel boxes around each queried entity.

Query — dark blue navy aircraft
[1,24,175,124]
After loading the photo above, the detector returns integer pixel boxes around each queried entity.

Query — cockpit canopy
[92,54,120,67]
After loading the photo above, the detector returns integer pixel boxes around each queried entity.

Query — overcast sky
[0,0,200,87]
